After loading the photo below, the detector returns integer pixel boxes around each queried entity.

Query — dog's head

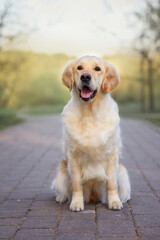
[62,56,120,103]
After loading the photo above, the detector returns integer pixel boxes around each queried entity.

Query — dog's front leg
[69,158,84,211]
[107,153,123,210]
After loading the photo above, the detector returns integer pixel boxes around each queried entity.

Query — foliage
[0,51,159,111]
[135,0,160,56]
[0,108,23,129]
[0,51,73,108]
[134,0,160,111]
[21,104,64,115]
[120,109,160,128]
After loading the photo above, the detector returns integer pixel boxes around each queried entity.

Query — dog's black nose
[81,73,91,83]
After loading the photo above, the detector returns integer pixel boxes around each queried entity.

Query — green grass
[0,105,64,130]
[20,104,64,115]
[120,112,160,127]
[1,103,159,130]
[119,108,160,128]
[119,102,141,114]
[119,102,160,127]
[0,108,24,130]
[22,103,160,127]
[144,117,160,127]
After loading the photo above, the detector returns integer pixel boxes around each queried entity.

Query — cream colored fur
[52,56,131,211]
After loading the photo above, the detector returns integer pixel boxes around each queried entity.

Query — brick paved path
[0,115,160,240]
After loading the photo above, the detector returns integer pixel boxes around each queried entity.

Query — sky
[2,0,146,56]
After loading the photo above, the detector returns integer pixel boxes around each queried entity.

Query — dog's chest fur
[62,96,120,161]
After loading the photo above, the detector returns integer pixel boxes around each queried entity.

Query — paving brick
[0,116,160,239]
[58,220,96,234]
[98,238,137,240]
[15,237,54,240]
[142,169,160,181]
[140,237,160,240]
[27,208,60,217]
[0,192,8,199]
[131,183,151,192]
[1,199,32,209]
[129,196,158,206]
[14,229,55,239]
[0,208,26,218]
[96,204,132,222]
[36,190,56,201]
[63,203,95,211]
[0,225,17,238]
[0,184,16,193]
[137,227,160,237]
[61,206,95,221]
[32,200,61,209]
[97,222,136,237]
[148,180,160,191]
[0,218,21,226]
[8,189,37,199]
[61,211,95,222]
[21,217,58,228]
[156,191,160,199]
[134,214,160,227]
[56,233,96,240]
[131,191,153,197]
[131,204,160,215]
[0,197,5,204]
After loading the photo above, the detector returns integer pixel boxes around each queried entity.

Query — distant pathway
[0,115,160,240]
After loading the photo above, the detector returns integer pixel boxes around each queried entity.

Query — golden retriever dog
[52,55,131,211]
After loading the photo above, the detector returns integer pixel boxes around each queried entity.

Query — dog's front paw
[70,198,84,211]
[108,199,123,210]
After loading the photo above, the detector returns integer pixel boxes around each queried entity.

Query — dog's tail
[51,160,71,203]
[118,163,131,203]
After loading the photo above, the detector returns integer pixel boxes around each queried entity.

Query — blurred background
[0,0,160,128]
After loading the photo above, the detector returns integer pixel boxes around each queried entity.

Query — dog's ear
[102,61,120,93]
[62,60,76,91]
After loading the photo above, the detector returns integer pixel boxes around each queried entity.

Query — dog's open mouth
[79,86,97,102]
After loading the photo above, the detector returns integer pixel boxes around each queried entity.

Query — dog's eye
[77,66,83,70]
[95,66,101,71]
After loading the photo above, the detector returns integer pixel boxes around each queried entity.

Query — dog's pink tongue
[81,88,93,99]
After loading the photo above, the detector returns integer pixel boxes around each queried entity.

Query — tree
[134,0,160,112]
[0,0,29,108]
[0,1,19,49]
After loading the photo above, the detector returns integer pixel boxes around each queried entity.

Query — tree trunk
[140,57,146,112]
[147,58,154,112]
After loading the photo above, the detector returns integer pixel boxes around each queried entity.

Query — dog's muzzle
[80,73,92,84]
[79,74,97,102]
